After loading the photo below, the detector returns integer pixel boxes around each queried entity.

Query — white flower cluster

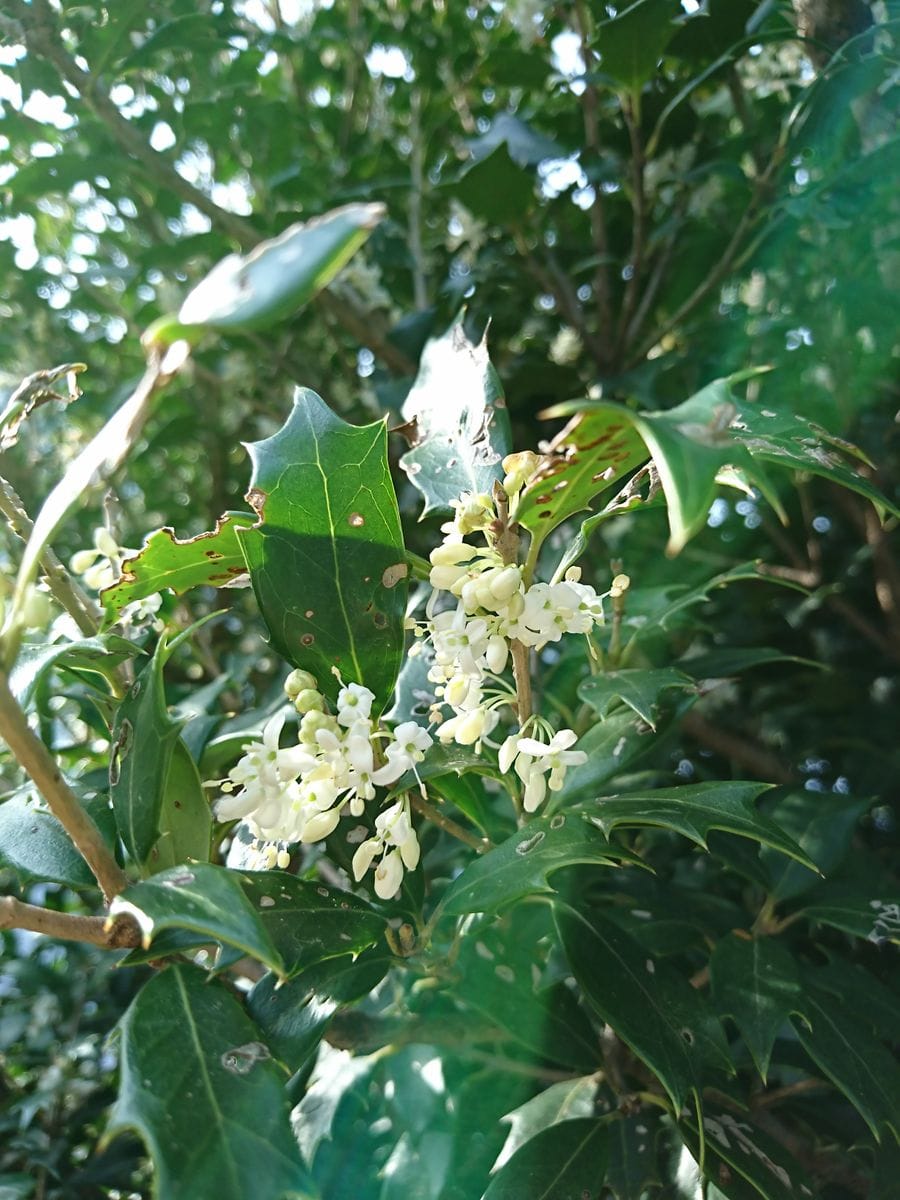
[415,480,602,803]
[215,671,431,898]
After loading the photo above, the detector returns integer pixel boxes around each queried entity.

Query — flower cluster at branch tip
[214,669,429,897]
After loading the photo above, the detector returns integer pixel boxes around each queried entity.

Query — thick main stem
[0,670,128,901]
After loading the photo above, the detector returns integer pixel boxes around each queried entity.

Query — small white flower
[300,807,342,843]
[336,683,375,727]
[374,848,404,899]
[352,837,381,881]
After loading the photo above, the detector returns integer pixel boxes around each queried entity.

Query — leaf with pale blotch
[109,640,182,866]
[484,1118,609,1200]
[579,668,695,729]
[493,1077,599,1172]
[238,389,407,709]
[710,934,801,1080]
[398,320,511,516]
[801,887,900,944]
[605,1112,663,1200]
[556,904,732,1112]
[110,863,283,975]
[794,979,900,1140]
[146,739,212,874]
[515,407,647,537]
[240,873,387,977]
[439,812,642,917]
[101,512,255,619]
[585,783,818,869]
[558,708,682,803]
[679,1108,809,1200]
[108,965,313,1200]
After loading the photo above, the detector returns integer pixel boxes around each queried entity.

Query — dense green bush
[1,3,898,1197]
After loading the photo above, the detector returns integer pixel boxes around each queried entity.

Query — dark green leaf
[801,886,900,944]
[761,792,871,902]
[710,934,801,1079]
[557,709,676,802]
[238,388,407,709]
[452,144,534,225]
[240,873,387,976]
[248,950,390,1073]
[556,904,731,1111]
[467,113,563,167]
[101,512,255,618]
[586,783,818,868]
[494,1077,599,1171]
[679,1109,809,1200]
[679,647,822,678]
[108,965,313,1199]
[579,668,695,728]
[146,739,212,873]
[595,0,684,91]
[793,982,900,1141]
[809,961,900,1035]
[514,408,647,537]
[456,939,600,1071]
[109,641,182,866]
[605,1112,662,1200]
[110,863,284,975]
[398,319,511,516]
[0,791,113,889]
[483,1118,609,1200]
[439,812,642,917]
[174,203,384,334]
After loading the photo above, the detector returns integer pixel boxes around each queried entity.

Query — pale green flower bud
[284,668,317,698]
[294,688,324,714]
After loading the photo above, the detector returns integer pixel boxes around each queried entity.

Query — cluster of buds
[213,670,431,897]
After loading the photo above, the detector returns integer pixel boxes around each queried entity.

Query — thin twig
[616,93,647,355]
[0,895,139,948]
[409,790,491,854]
[0,669,128,900]
[681,709,796,785]
[0,475,101,638]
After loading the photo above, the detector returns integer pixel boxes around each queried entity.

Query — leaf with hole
[398,319,511,516]
[108,965,313,1199]
[238,388,407,709]
[101,511,255,619]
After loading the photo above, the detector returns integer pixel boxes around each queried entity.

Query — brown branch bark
[0,670,128,901]
[0,895,140,948]
[681,710,796,785]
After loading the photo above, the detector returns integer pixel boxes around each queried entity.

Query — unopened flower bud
[429,541,478,567]
[564,566,582,583]
[300,807,342,844]
[352,838,381,881]
[70,549,99,575]
[299,710,331,743]
[486,635,509,674]
[284,668,317,698]
[610,573,630,598]
[294,688,324,714]
[489,565,522,603]
[502,450,540,496]
[93,527,119,558]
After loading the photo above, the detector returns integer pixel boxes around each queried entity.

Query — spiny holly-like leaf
[108,965,313,1200]
[439,812,643,917]
[240,873,387,976]
[794,980,900,1141]
[710,934,802,1080]
[584,783,818,869]
[578,668,695,729]
[172,203,383,335]
[493,1077,599,1171]
[398,319,511,516]
[9,635,138,709]
[679,1109,809,1200]
[595,0,684,91]
[238,388,407,709]
[483,1118,609,1200]
[109,640,182,866]
[801,888,900,945]
[514,407,647,537]
[558,708,683,803]
[0,791,115,889]
[248,949,391,1073]
[146,739,212,874]
[556,904,732,1112]
[678,646,822,678]
[605,1112,663,1199]
[110,863,284,975]
[452,143,535,225]
[101,512,255,619]
[552,377,898,554]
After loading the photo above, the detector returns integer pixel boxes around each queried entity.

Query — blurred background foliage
[0,1,898,1196]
